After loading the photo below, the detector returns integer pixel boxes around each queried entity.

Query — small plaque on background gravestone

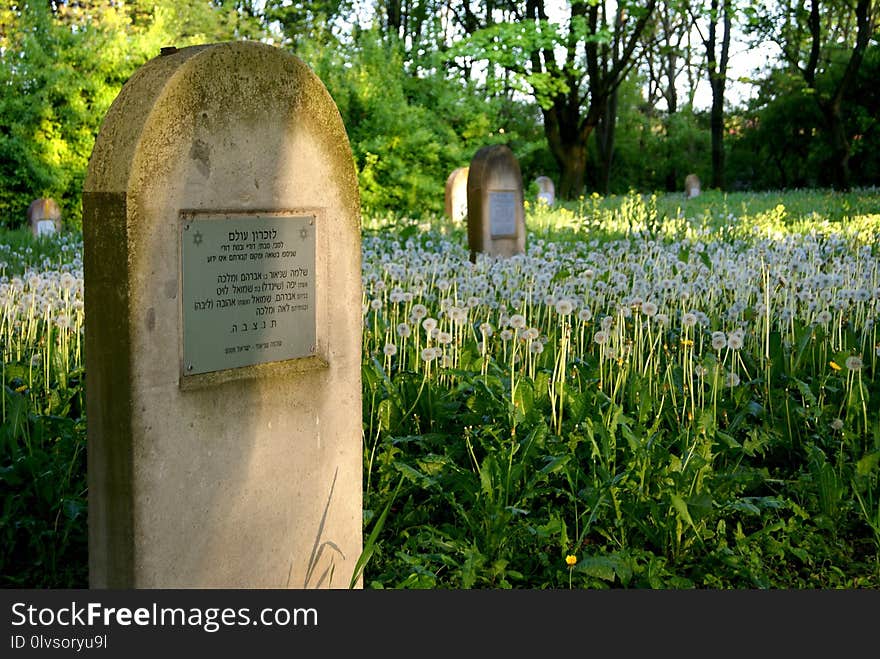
[444,166,469,222]
[466,144,525,261]
[83,41,362,589]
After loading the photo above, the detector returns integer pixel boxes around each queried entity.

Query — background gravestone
[685,173,701,198]
[466,144,525,261]
[444,166,469,222]
[534,176,555,206]
[27,198,62,237]
[83,41,363,588]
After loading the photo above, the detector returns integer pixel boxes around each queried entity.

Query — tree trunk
[541,103,594,200]
[823,102,852,190]
[709,77,725,189]
[704,0,731,190]
[595,88,619,195]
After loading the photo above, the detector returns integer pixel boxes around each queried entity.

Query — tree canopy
[0,0,877,228]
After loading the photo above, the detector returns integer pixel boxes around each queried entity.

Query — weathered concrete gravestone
[444,166,469,222]
[685,173,701,199]
[466,144,525,261]
[83,41,363,588]
[534,176,555,206]
[27,197,62,237]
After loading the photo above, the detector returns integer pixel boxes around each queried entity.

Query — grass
[2,189,879,588]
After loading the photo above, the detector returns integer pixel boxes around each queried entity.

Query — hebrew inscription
[181,213,316,376]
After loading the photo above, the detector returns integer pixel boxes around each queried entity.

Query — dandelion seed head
[727,332,744,351]
[555,299,574,316]
[845,355,863,371]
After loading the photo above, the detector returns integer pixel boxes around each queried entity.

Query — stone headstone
[444,166,469,222]
[83,41,363,588]
[466,144,525,261]
[27,197,62,237]
[534,176,555,206]
[684,173,701,199]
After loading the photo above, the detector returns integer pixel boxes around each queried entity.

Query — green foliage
[728,45,880,190]
[585,76,712,194]
[0,1,267,231]
[303,27,544,218]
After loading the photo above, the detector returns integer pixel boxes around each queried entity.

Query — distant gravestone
[466,144,525,261]
[83,42,363,588]
[684,173,701,199]
[27,198,62,237]
[534,176,555,206]
[444,166,469,222]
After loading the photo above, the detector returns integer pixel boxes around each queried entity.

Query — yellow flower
[829,361,842,371]
[681,339,694,347]
[565,554,577,567]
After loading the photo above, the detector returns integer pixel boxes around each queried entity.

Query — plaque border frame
[177,208,328,390]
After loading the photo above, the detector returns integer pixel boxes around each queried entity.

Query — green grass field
[2,189,879,588]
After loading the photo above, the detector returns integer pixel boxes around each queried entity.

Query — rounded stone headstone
[27,197,62,237]
[685,173,701,199]
[83,41,362,588]
[534,176,555,206]
[466,144,525,261]
[444,166,469,222]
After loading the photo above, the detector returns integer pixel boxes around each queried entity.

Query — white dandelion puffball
[845,355,863,371]
[727,331,744,351]
[555,299,574,316]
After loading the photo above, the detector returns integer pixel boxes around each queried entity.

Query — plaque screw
[184,224,190,231]
[186,364,193,372]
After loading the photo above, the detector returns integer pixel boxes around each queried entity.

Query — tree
[690,0,733,190]
[449,1,658,199]
[748,0,878,190]
[0,1,267,228]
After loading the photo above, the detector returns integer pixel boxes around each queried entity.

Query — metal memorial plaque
[488,190,518,238]
[181,213,317,376]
